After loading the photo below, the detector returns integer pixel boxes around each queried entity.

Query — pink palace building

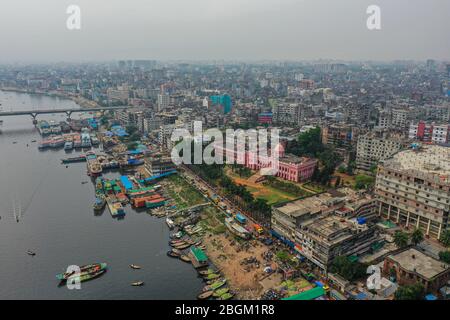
[217,143,318,183]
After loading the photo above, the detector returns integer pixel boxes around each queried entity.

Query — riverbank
[0,87,99,109]
[162,172,282,299]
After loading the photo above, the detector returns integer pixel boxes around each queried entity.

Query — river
[0,90,203,299]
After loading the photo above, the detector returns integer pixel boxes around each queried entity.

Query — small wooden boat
[26,250,36,256]
[172,248,182,255]
[167,250,180,258]
[203,279,227,292]
[198,268,216,276]
[131,281,144,286]
[213,288,229,298]
[77,269,106,283]
[130,264,141,269]
[179,255,191,263]
[170,240,187,246]
[173,243,191,250]
[93,196,106,211]
[166,217,175,229]
[56,263,107,281]
[31,140,37,143]
[197,290,214,300]
[219,292,234,300]
[204,273,221,281]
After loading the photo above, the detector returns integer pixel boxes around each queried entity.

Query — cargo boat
[106,197,125,217]
[56,262,107,281]
[38,136,64,150]
[61,155,86,164]
[93,196,106,211]
[225,217,251,240]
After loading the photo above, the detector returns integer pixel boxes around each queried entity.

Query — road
[180,165,262,231]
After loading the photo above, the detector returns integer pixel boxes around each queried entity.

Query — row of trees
[188,163,272,224]
[264,176,308,197]
[393,229,424,248]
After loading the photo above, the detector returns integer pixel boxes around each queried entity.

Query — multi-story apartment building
[409,121,450,144]
[107,86,129,103]
[272,103,300,125]
[157,93,170,111]
[146,156,177,175]
[115,109,143,127]
[377,111,391,129]
[375,145,450,239]
[143,116,162,133]
[299,215,379,271]
[271,190,379,271]
[322,124,360,162]
[356,131,406,172]
[391,108,409,128]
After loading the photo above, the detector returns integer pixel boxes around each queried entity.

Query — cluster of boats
[37,120,63,136]
[167,238,203,254]
[55,262,146,286]
[165,228,233,300]
[197,276,233,300]
[38,130,99,151]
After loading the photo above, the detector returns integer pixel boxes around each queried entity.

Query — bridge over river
[0,106,130,124]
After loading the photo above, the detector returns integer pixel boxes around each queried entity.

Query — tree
[354,174,375,190]
[329,256,367,282]
[439,230,450,247]
[394,231,409,248]
[438,251,450,264]
[346,161,355,175]
[276,250,290,262]
[410,228,424,246]
[394,283,424,300]
[334,176,341,188]
[394,231,408,248]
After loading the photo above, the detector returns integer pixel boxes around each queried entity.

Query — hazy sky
[0,0,449,62]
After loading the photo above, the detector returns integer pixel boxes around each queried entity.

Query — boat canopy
[282,287,325,300]
[190,246,208,263]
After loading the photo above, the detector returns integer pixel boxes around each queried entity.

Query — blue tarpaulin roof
[128,150,143,155]
[120,176,133,190]
[354,292,367,300]
[142,170,177,183]
[425,294,437,300]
